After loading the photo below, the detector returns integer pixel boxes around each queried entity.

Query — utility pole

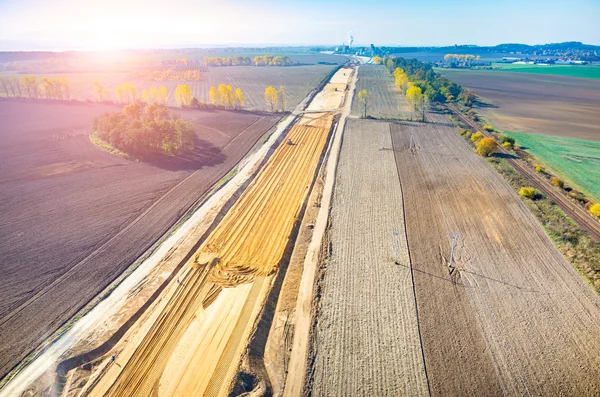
[409,132,416,153]
[380,130,386,150]
[393,229,400,263]
[448,232,461,270]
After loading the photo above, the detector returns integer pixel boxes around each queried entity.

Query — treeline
[208,84,246,109]
[385,57,462,103]
[92,102,195,157]
[203,55,293,67]
[0,75,71,100]
[443,54,482,67]
[130,69,201,81]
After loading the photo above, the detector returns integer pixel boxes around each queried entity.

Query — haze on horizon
[1,0,599,51]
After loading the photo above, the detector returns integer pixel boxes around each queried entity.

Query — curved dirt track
[310,119,429,396]
[90,111,335,397]
[392,114,600,395]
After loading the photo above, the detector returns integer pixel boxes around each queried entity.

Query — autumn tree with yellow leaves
[175,84,193,107]
[235,88,245,108]
[357,89,371,118]
[265,86,278,112]
[209,86,218,105]
[406,85,428,121]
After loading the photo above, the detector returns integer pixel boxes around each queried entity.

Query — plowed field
[90,112,335,397]
[0,100,280,380]
[351,64,411,119]
[310,119,428,396]
[391,114,600,395]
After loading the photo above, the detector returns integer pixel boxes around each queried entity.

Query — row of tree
[130,69,201,82]
[443,54,482,67]
[203,55,293,67]
[386,57,462,102]
[208,84,246,109]
[0,75,71,100]
[265,85,287,112]
[92,102,195,157]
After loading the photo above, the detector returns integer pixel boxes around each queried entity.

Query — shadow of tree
[144,137,226,171]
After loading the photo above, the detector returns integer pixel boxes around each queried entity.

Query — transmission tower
[409,132,416,153]
[448,232,461,270]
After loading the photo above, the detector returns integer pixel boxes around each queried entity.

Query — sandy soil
[308,119,428,396]
[391,113,600,395]
[305,68,351,112]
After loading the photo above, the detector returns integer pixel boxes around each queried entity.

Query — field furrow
[391,114,600,395]
[311,119,428,396]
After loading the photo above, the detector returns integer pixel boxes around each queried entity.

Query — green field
[505,132,600,202]
[490,63,600,79]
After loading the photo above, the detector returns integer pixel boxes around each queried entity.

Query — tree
[519,187,536,199]
[0,76,10,97]
[590,203,600,217]
[357,89,371,118]
[476,137,497,156]
[278,85,287,111]
[209,86,218,105]
[93,80,106,102]
[551,177,564,188]
[461,89,476,106]
[406,85,424,120]
[372,56,383,65]
[226,84,236,108]
[218,84,229,106]
[470,131,483,142]
[158,86,168,104]
[393,68,408,91]
[175,84,193,107]
[10,76,23,98]
[235,88,245,108]
[265,86,278,112]
[141,89,149,102]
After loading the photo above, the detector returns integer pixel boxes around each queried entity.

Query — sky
[1,0,599,51]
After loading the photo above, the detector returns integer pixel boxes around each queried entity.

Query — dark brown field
[438,69,600,141]
[0,99,280,379]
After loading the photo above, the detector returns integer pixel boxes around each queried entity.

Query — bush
[590,203,600,217]
[551,177,564,188]
[483,125,494,132]
[471,131,483,142]
[476,137,497,157]
[499,135,515,144]
[502,141,512,148]
[534,164,542,173]
[519,186,536,199]
[459,129,469,136]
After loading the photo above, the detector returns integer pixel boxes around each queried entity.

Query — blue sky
[1,0,599,50]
